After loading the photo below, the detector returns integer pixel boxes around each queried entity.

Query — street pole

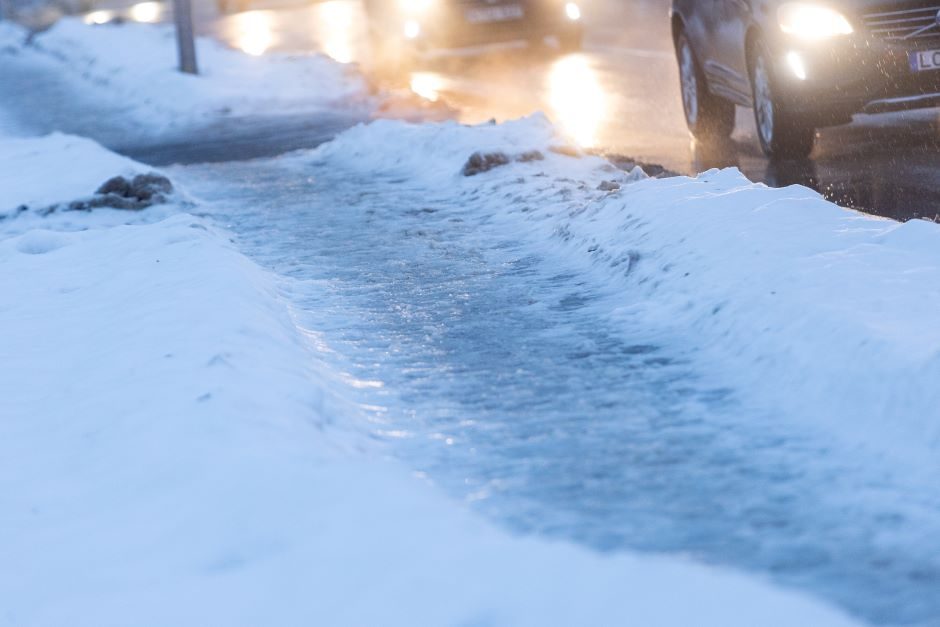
[172,0,198,74]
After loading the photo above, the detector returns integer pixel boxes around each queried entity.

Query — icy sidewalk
[309,115,940,473]
[0,133,862,625]
[171,115,940,624]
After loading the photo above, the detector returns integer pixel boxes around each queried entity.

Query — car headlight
[777,3,853,40]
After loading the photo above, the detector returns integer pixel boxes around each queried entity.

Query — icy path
[177,159,940,627]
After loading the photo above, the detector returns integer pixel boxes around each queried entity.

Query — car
[363,0,584,71]
[670,0,940,158]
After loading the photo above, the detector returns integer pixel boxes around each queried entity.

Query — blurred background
[5,0,940,220]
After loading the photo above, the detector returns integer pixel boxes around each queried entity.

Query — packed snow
[0,131,864,625]
[9,18,371,131]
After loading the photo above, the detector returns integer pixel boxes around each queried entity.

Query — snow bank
[0,107,24,138]
[0,133,860,626]
[313,113,630,183]
[0,133,145,210]
[0,21,27,48]
[308,116,940,472]
[23,18,370,130]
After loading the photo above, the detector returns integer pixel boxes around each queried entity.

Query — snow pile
[0,107,24,138]
[0,134,860,626]
[0,133,148,210]
[313,113,629,183]
[23,18,370,130]
[0,20,27,48]
[307,116,940,472]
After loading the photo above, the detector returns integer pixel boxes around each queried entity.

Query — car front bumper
[768,34,940,123]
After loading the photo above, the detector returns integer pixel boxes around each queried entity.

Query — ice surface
[174,116,940,625]
[303,116,940,472]
[0,134,862,626]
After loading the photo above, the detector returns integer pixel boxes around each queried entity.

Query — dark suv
[364,0,583,68]
[670,0,940,157]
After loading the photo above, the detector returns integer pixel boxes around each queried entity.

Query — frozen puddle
[177,157,940,627]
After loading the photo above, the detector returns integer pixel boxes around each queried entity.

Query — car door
[703,0,752,104]
[678,0,720,69]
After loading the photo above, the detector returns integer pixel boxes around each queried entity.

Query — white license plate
[465,4,524,24]
[909,49,940,72]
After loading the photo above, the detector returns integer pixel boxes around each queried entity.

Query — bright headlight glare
[786,51,807,80]
[404,19,421,39]
[565,2,581,21]
[778,3,853,40]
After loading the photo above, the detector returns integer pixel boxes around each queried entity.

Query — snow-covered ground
[0,131,864,625]
[174,115,940,625]
[0,107,24,138]
[2,13,938,626]
[1,18,371,132]
[0,133,154,211]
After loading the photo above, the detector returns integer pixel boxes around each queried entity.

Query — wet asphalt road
[195,0,940,221]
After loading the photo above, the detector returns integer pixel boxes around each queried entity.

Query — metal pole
[172,0,198,74]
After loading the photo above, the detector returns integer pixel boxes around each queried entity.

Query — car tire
[676,30,735,141]
[748,40,815,159]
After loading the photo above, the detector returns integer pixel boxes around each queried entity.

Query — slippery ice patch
[306,115,940,474]
[0,133,861,625]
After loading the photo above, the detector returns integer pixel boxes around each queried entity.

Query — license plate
[909,49,940,72]
[465,4,524,24]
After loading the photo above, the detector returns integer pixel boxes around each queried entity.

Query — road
[191,0,940,221]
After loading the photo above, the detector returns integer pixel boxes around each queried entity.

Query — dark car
[670,0,940,157]
[364,0,583,68]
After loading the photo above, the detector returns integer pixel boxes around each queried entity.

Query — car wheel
[749,41,815,159]
[676,30,735,141]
